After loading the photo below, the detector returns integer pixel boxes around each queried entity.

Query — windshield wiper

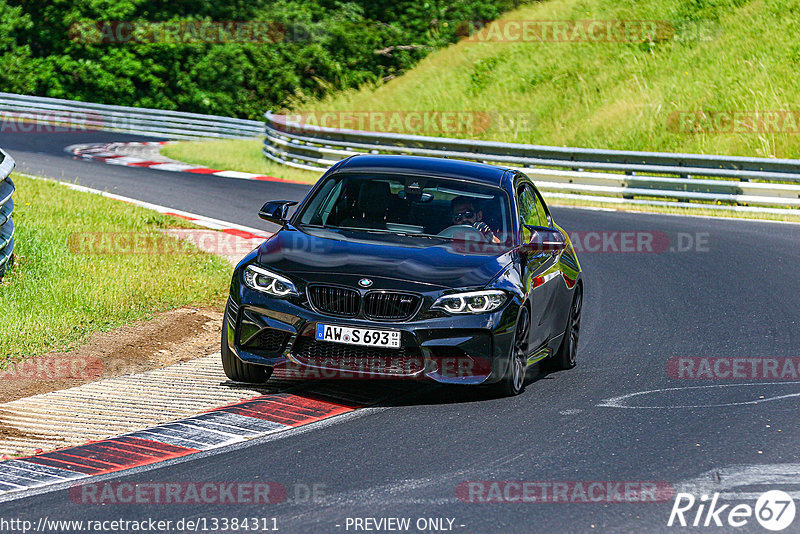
[298,224,335,230]
[301,224,446,240]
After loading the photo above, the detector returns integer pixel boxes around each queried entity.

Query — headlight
[432,290,507,314]
[243,265,298,297]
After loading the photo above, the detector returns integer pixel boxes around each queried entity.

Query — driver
[450,196,500,243]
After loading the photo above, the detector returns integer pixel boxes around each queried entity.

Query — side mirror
[520,225,567,254]
[258,200,298,226]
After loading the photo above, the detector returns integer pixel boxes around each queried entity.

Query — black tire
[221,321,272,384]
[491,306,530,397]
[547,286,582,371]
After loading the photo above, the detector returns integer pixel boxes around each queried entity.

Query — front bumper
[224,287,519,385]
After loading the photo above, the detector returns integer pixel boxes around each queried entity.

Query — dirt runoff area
[0,307,223,404]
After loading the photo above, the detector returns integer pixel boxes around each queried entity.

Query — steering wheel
[437,224,491,242]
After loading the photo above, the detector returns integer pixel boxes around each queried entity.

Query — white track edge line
[17,172,270,237]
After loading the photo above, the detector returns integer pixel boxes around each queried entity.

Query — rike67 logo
[668,490,796,531]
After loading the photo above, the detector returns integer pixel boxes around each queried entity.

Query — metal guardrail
[0,93,263,140]
[0,149,15,279]
[263,112,800,212]
[2,92,797,212]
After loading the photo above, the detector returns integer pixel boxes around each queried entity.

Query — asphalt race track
[1,132,799,533]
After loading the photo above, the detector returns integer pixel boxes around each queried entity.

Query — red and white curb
[66,141,307,184]
[0,383,403,497]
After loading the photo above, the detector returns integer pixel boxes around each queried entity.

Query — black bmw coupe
[222,155,582,396]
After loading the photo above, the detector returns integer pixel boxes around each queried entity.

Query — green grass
[161,139,324,185]
[0,174,232,363]
[299,0,800,158]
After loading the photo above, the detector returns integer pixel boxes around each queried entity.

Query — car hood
[256,227,514,290]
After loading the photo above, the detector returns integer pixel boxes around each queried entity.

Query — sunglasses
[453,210,475,223]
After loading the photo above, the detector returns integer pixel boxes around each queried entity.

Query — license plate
[315,324,401,349]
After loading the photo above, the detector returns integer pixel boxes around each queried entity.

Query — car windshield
[295,173,511,240]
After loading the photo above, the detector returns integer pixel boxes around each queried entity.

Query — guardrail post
[0,149,16,281]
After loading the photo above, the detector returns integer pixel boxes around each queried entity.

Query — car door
[516,180,559,354]
[531,185,572,346]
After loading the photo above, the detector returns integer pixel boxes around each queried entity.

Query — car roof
[333,155,512,186]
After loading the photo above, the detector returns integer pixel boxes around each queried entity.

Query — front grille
[308,285,360,317]
[244,328,290,354]
[364,292,421,321]
[292,337,424,376]
[308,285,421,321]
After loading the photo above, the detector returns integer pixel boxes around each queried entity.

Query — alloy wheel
[568,289,582,367]
[511,307,530,392]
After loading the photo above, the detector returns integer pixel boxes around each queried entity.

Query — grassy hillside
[296,0,800,159]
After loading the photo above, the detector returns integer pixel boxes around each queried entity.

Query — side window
[533,188,550,227]
[300,178,338,225]
[317,179,344,225]
[517,185,542,242]
[517,187,536,225]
